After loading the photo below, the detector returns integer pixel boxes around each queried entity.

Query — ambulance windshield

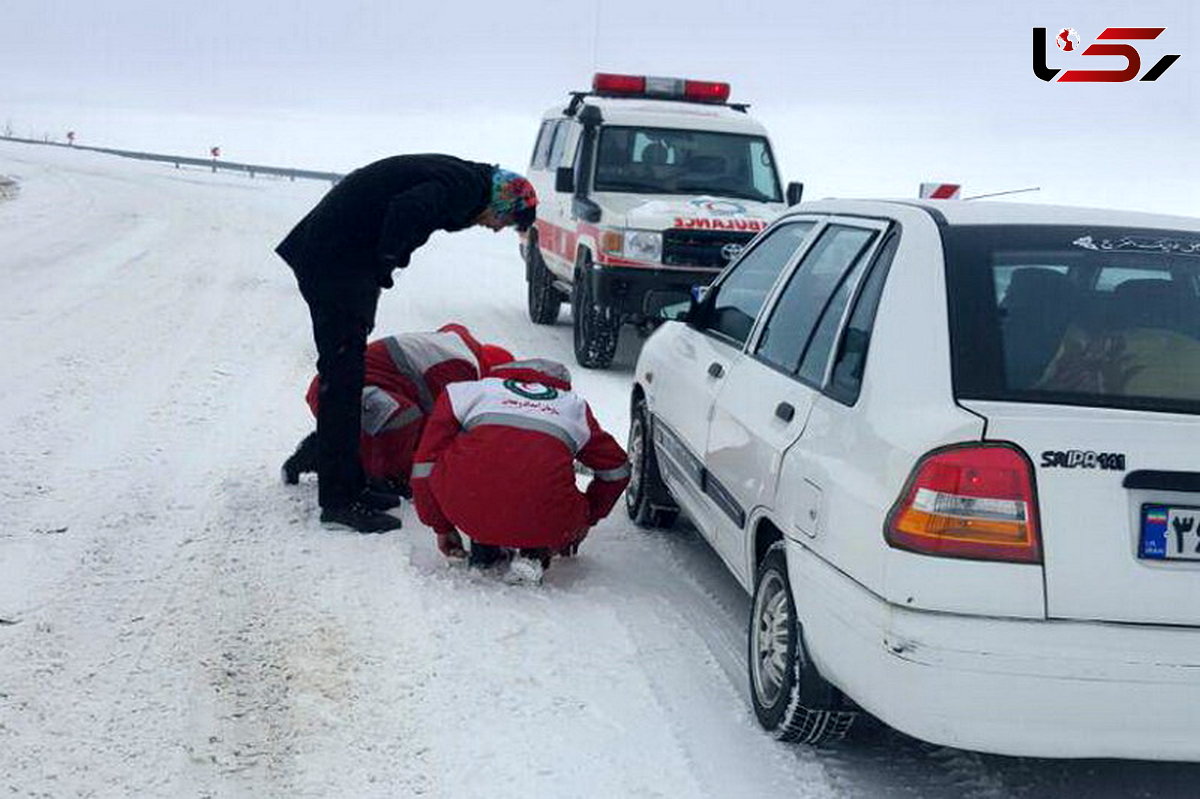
[593,126,782,203]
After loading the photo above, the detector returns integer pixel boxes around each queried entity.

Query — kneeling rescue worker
[282,323,513,506]
[411,359,630,582]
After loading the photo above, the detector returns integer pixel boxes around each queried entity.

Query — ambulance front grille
[662,230,756,269]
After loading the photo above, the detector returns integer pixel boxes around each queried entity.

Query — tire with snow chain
[749,542,856,744]
[625,397,679,528]
[571,252,620,369]
[526,239,561,325]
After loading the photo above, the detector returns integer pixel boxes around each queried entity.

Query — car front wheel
[749,542,856,744]
[625,398,679,528]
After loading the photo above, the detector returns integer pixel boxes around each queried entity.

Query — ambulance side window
[531,121,556,170]
[560,124,581,170]
[749,141,777,200]
[548,122,573,169]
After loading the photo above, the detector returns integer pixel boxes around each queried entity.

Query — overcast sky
[1,0,1196,212]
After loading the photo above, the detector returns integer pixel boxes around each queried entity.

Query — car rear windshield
[944,224,1200,416]
[593,126,782,202]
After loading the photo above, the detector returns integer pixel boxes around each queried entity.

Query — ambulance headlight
[599,229,662,263]
[624,230,663,263]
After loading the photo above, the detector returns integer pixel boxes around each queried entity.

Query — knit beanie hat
[490,168,538,231]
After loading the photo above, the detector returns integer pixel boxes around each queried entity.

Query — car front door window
[705,222,814,345]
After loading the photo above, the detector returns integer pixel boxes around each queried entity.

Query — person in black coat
[276,154,537,533]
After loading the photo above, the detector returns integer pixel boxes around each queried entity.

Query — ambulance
[521,73,803,368]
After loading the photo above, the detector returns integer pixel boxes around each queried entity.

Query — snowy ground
[2,142,1198,798]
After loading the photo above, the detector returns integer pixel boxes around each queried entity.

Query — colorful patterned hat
[491,168,538,231]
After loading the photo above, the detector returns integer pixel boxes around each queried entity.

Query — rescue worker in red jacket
[282,323,514,506]
[411,358,630,581]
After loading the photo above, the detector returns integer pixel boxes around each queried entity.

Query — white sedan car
[627,199,1200,760]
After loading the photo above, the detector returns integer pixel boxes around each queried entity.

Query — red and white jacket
[411,360,631,550]
[306,323,486,481]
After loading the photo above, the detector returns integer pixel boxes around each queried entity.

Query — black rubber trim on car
[1124,470,1200,492]
[652,415,704,489]
[652,413,746,529]
[883,200,949,228]
[702,471,747,528]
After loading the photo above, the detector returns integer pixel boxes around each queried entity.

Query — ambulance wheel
[749,542,857,744]
[526,242,561,325]
[626,398,678,528]
[572,253,619,369]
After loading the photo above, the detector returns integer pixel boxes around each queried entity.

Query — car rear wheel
[626,398,679,528]
[750,542,856,744]
[572,252,620,369]
[526,240,561,325]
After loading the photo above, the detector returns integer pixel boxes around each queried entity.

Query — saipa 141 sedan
[626,198,1200,760]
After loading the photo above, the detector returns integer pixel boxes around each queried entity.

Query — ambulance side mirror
[786,181,804,206]
[555,167,575,194]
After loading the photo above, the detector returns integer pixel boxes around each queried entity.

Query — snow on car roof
[789,198,1200,231]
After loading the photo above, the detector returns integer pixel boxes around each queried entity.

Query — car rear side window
[755,225,876,376]
[704,221,814,345]
[945,224,1200,415]
[826,233,899,404]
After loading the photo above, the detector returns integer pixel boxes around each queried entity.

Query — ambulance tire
[526,242,561,325]
[571,253,620,369]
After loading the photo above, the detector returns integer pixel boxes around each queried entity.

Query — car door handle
[707,362,724,379]
[775,402,795,422]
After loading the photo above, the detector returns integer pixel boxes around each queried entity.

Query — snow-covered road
[2,143,1197,798]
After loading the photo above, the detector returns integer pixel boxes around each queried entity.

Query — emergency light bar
[592,73,732,104]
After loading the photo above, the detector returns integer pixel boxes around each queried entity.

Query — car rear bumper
[787,539,1200,761]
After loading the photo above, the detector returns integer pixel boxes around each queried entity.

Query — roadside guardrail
[0,135,343,184]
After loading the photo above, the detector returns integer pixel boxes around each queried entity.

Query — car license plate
[1139,504,1200,561]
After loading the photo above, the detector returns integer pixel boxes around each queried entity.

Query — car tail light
[683,80,731,103]
[885,443,1042,564]
[593,73,646,96]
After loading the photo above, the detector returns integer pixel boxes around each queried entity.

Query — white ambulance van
[522,73,803,368]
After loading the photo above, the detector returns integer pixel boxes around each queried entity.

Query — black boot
[467,542,508,568]
[282,431,319,485]
[367,477,409,504]
[361,486,402,511]
[519,548,553,570]
[320,501,402,533]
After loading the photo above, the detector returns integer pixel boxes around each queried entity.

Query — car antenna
[963,187,1041,201]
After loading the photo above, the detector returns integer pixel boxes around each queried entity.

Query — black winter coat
[276,154,494,288]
